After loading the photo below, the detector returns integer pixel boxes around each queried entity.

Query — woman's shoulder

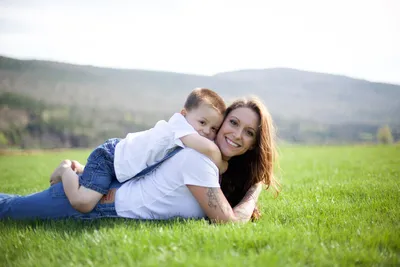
[176,148,219,187]
[176,148,218,169]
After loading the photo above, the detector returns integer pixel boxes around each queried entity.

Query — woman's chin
[219,141,242,159]
[221,147,236,160]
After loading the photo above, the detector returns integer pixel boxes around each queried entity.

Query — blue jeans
[0,180,121,220]
[0,146,183,221]
[80,138,175,194]
[80,138,120,195]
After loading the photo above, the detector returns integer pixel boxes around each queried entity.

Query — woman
[0,97,280,223]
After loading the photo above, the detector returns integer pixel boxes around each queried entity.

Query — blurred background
[0,0,399,149]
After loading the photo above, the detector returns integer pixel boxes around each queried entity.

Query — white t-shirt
[114,113,197,182]
[115,148,220,220]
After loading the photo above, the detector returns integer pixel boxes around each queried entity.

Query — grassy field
[0,145,399,266]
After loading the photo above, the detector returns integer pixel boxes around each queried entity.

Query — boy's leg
[60,164,104,213]
[52,139,118,213]
[50,160,84,185]
[49,160,70,185]
[71,160,85,174]
[49,160,103,213]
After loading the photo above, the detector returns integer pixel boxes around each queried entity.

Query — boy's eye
[199,121,206,125]
[211,127,218,133]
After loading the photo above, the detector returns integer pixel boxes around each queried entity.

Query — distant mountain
[0,56,247,114]
[214,68,400,125]
[0,55,399,145]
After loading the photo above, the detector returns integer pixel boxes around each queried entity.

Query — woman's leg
[0,185,76,220]
[0,183,119,220]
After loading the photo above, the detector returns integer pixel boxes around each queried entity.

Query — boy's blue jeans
[78,138,173,194]
[79,138,120,195]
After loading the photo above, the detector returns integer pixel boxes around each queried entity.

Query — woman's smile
[225,137,240,148]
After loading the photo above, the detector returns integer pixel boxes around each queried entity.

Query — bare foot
[50,160,72,185]
[71,160,85,174]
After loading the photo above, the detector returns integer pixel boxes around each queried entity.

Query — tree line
[0,92,397,149]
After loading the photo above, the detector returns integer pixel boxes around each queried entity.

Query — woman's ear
[180,109,187,116]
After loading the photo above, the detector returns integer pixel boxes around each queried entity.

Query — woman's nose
[231,129,240,140]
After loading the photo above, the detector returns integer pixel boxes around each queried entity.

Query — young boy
[50,88,227,213]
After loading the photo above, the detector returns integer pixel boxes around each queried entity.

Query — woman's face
[215,107,260,160]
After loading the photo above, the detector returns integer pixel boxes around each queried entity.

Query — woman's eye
[230,119,238,126]
[247,130,255,137]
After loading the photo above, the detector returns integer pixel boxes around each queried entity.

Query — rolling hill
[0,55,399,146]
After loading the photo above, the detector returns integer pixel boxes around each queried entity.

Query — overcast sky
[0,0,399,84]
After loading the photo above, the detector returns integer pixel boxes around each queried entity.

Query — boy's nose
[203,127,210,134]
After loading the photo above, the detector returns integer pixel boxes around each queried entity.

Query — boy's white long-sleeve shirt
[114,113,197,182]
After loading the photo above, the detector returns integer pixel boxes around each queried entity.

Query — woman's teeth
[226,137,239,147]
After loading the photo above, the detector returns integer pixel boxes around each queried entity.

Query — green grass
[0,145,399,266]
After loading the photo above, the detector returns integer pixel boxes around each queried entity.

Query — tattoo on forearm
[241,186,259,203]
[206,188,230,214]
[206,188,218,210]
[232,184,262,222]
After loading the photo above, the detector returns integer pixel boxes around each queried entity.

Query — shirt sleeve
[114,120,173,182]
[179,149,220,188]
[168,113,198,147]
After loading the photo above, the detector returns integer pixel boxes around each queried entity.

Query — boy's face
[182,103,224,141]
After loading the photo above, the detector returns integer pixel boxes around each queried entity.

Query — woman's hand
[233,183,263,222]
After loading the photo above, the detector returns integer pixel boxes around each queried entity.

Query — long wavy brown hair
[219,97,280,219]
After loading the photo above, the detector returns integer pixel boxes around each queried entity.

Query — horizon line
[1,53,399,86]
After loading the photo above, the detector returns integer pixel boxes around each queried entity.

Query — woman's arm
[187,182,263,223]
[180,134,228,174]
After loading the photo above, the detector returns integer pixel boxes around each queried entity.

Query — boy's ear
[180,109,187,116]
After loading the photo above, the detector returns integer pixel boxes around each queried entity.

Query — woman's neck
[222,155,231,161]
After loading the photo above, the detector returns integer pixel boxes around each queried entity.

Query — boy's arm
[115,114,199,182]
[169,113,227,173]
[180,134,228,174]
